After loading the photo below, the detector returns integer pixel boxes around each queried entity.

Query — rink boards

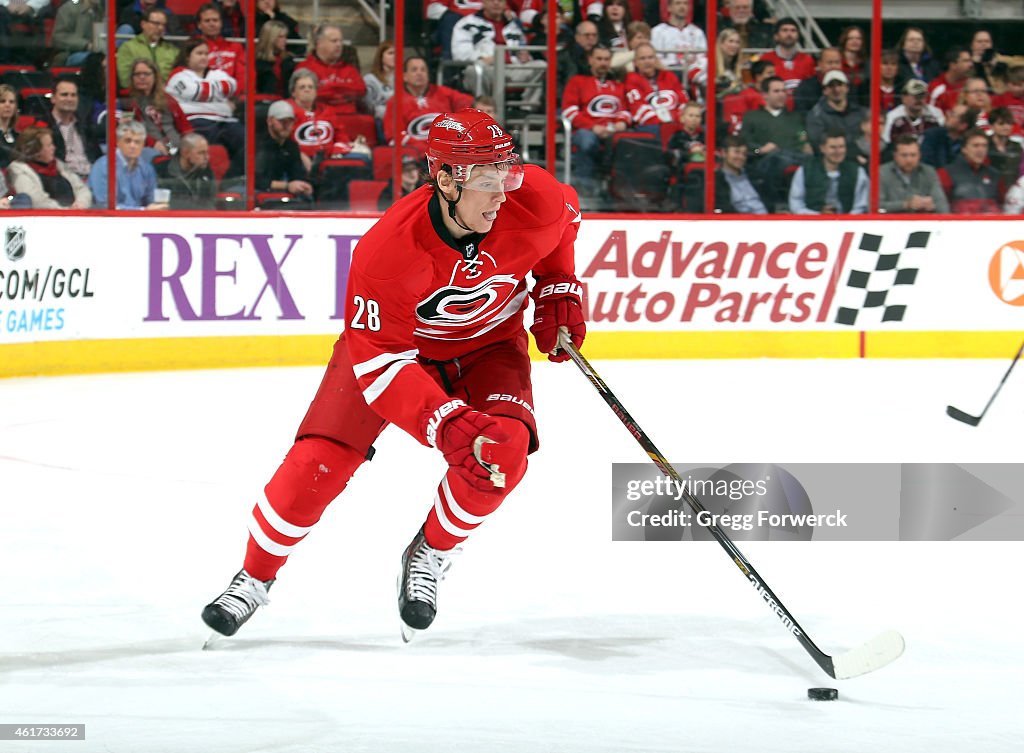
[1,214,1022,376]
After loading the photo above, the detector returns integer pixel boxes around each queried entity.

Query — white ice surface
[1,358,1022,752]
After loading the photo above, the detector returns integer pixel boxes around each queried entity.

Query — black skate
[201,569,274,638]
[398,527,460,642]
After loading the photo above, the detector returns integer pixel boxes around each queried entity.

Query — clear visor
[458,154,525,192]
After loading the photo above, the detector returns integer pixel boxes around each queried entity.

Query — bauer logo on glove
[530,274,587,362]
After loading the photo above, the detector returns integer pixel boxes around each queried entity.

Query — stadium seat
[348,179,388,212]
[207,144,230,181]
[372,146,419,181]
[318,157,372,209]
[48,66,82,78]
[18,87,53,117]
[216,192,244,210]
[337,114,377,147]
[256,192,312,211]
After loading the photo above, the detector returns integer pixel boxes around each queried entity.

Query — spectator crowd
[1,0,1023,214]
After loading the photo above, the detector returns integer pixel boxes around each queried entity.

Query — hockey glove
[530,275,586,362]
[427,402,508,491]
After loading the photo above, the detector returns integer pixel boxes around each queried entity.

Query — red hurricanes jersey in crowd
[296,55,367,115]
[382,85,475,147]
[992,91,1024,128]
[624,70,687,125]
[284,99,352,158]
[759,50,816,94]
[345,165,581,445]
[203,36,246,86]
[562,75,631,130]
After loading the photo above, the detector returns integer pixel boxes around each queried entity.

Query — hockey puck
[807,687,838,701]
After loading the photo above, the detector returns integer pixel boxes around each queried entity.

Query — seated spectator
[878,49,901,113]
[987,107,1023,186]
[0,83,21,168]
[929,47,974,114]
[879,134,949,213]
[121,58,192,161]
[196,2,246,85]
[363,40,396,126]
[0,0,50,65]
[719,0,771,51]
[921,103,973,168]
[667,101,706,164]
[559,20,600,90]
[788,130,868,214]
[452,0,547,110]
[256,0,301,40]
[689,28,745,103]
[37,77,102,183]
[255,19,295,97]
[958,77,992,125]
[992,65,1024,129]
[651,0,707,75]
[377,152,428,208]
[624,42,687,130]
[285,69,369,173]
[0,166,31,208]
[154,132,216,210]
[793,47,842,114]
[938,128,1004,213]
[428,0,484,65]
[714,134,768,214]
[597,0,631,51]
[166,37,245,177]
[7,127,92,209]
[383,56,473,150]
[1004,172,1024,214]
[217,0,244,38]
[724,58,774,131]
[89,121,166,209]
[52,0,101,67]
[742,75,810,206]
[609,19,651,75]
[561,44,630,195]
[850,111,877,167]
[472,94,497,120]
[806,70,866,152]
[118,1,182,37]
[255,100,313,203]
[117,6,181,88]
[759,17,815,102]
[897,26,941,84]
[837,26,867,97]
[296,23,365,118]
[968,29,1009,92]
[882,79,944,146]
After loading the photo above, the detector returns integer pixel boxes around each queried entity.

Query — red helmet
[426,108,524,191]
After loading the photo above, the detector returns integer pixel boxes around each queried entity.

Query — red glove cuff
[530,275,586,361]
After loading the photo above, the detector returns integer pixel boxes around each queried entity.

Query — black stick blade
[946,405,981,426]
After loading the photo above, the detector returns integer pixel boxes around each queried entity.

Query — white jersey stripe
[352,348,419,378]
[257,494,313,539]
[361,358,415,405]
[247,516,297,557]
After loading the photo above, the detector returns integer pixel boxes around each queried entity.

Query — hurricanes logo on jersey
[647,90,680,111]
[415,274,523,337]
[295,119,335,147]
[587,95,624,118]
[408,112,442,141]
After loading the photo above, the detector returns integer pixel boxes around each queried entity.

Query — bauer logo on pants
[4,226,26,262]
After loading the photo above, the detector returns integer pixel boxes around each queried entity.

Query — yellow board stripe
[2,330,1022,378]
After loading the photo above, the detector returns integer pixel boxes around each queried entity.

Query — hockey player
[202,108,585,640]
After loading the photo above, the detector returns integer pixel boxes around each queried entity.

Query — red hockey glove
[530,275,586,362]
[424,401,507,491]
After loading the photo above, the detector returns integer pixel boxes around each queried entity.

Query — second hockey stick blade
[946,339,1024,427]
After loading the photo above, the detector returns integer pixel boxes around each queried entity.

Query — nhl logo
[4,225,26,262]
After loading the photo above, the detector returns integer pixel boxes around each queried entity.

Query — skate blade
[202,631,225,650]
[400,622,417,644]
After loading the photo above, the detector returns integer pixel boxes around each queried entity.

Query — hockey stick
[557,331,904,680]
[946,339,1024,426]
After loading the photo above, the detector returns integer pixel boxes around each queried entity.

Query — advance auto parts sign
[577,224,931,328]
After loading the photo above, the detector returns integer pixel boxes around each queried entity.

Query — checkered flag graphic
[834,231,930,326]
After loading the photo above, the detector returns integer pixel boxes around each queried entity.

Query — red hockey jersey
[759,50,816,94]
[296,55,367,115]
[383,85,475,148]
[345,165,581,445]
[624,70,688,125]
[283,99,353,158]
[562,75,631,130]
[204,36,246,86]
